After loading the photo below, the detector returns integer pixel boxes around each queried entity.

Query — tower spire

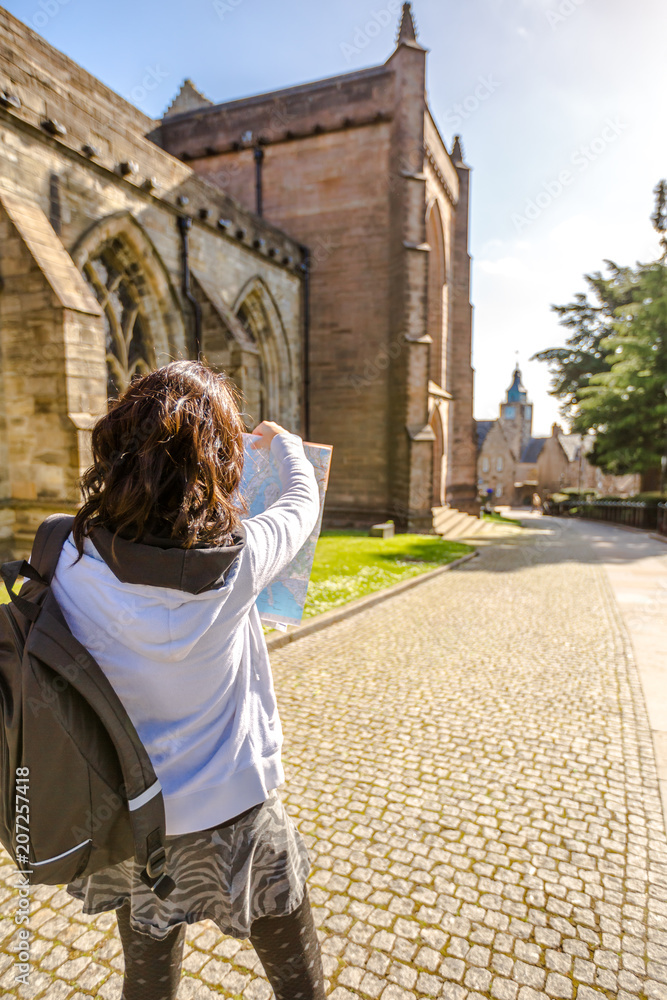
[397,3,418,45]
[451,135,465,165]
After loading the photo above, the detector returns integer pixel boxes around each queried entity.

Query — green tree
[576,260,667,476]
[533,182,667,482]
[652,179,667,260]
[532,263,636,419]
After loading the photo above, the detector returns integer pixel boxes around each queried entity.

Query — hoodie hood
[88,523,247,595]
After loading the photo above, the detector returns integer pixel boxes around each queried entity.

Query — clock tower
[499,365,533,459]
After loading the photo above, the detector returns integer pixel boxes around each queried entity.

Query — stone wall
[477,423,517,502]
[179,122,395,518]
[158,33,479,528]
[0,6,304,558]
[447,146,478,514]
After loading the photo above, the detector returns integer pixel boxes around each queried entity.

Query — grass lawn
[1,531,474,619]
[481,511,523,526]
[300,529,473,619]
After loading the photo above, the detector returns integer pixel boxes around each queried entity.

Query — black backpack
[0,514,176,899]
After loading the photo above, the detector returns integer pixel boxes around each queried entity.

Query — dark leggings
[116,888,326,1000]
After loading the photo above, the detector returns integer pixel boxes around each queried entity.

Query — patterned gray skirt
[66,789,310,941]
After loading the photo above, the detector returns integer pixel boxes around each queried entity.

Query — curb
[265,550,479,652]
[650,533,667,545]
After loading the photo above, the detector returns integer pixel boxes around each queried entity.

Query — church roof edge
[164,79,213,119]
[159,63,392,123]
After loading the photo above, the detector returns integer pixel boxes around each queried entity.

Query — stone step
[432,506,466,531]
[444,516,484,540]
[432,506,483,540]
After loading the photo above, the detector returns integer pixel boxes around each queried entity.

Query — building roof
[520,437,547,463]
[557,432,595,462]
[164,79,213,119]
[476,420,495,448]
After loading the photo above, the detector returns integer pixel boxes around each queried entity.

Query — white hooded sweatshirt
[51,431,321,836]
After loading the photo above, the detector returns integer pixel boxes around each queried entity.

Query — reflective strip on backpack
[128,779,162,812]
[32,838,92,866]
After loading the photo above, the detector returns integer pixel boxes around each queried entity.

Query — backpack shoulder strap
[30,513,77,583]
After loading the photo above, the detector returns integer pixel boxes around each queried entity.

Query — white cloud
[477,255,526,278]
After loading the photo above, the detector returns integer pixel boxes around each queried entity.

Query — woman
[50,360,327,1000]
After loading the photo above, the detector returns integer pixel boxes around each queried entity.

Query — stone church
[0,2,478,559]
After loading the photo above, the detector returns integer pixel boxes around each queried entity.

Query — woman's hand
[250,420,288,449]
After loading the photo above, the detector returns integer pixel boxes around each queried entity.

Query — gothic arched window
[83,243,157,400]
[237,303,268,425]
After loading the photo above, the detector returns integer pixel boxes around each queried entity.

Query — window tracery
[83,243,156,399]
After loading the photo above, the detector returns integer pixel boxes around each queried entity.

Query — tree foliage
[577,261,667,474]
[532,264,636,417]
[532,182,667,476]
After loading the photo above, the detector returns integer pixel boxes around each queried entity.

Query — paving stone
[573,958,596,984]
[465,965,493,991]
[338,965,364,989]
[198,958,233,985]
[75,961,107,989]
[414,946,440,972]
[439,985,467,1000]
[440,957,466,981]
[415,971,443,996]
[388,961,418,989]
[491,976,519,999]
[467,944,491,967]
[546,950,572,975]
[380,986,417,1000]
[545,972,573,998]
[243,979,273,1000]
[359,970,384,997]
[514,961,546,989]
[492,953,515,977]
[321,953,339,977]
[55,953,90,980]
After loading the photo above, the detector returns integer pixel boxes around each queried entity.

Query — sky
[4,0,666,436]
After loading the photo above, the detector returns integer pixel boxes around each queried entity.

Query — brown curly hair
[72,360,249,557]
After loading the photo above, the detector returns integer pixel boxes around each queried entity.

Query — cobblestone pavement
[2,516,667,999]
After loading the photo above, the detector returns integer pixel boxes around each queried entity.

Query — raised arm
[243,430,321,597]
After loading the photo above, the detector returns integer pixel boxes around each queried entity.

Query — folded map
[238,433,333,629]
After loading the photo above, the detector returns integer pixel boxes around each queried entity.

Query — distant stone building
[156,3,479,526]
[475,421,515,503]
[476,367,640,504]
[537,426,640,498]
[0,3,479,559]
[477,366,539,503]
